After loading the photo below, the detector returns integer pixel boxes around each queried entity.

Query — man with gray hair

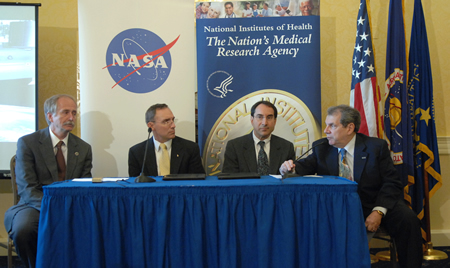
[128,103,204,177]
[280,104,423,268]
[4,94,93,268]
[299,0,314,16]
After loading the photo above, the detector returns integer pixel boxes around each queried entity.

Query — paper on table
[72,178,128,182]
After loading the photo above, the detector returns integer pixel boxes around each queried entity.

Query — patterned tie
[339,148,353,181]
[55,141,66,181]
[159,143,170,176]
[257,141,269,175]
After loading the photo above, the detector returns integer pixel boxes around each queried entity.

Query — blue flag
[384,0,414,188]
[408,0,442,241]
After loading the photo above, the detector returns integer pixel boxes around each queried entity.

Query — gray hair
[145,103,168,124]
[44,94,76,125]
[327,104,361,132]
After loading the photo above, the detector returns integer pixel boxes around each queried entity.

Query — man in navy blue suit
[280,104,423,268]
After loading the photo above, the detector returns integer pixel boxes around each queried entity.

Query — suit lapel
[269,137,281,173]
[66,133,78,180]
[39,128,59,181]
[353,135,367,183]
[170,137,182,174]
[145,138,158,176]
[325,145,339,176]
[244,134,257,172]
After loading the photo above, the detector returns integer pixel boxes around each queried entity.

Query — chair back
[10,155,19,205]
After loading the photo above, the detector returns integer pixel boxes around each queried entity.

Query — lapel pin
[177,154,179,157]
[362,156,366,159]
[75,152,79,156]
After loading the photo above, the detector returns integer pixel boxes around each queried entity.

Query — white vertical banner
[78,1,196,177]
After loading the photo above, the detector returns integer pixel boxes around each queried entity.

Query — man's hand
[279,160,295,175]
[365,211,382,232]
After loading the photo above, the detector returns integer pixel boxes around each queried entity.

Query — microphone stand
[282,140,327,179]
[135,128,156,183]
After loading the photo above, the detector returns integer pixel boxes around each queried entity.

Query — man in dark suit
[280,104,423,268]
[128,103,204,177]
[223,100,295,175]
[4,94,93,268]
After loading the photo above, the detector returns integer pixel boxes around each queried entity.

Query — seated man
[4,94,93,268]
[280,104,423,268]
[128,103,205,176]
[223,100,295,175]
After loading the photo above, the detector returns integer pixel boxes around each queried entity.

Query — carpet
[1,248,449,268]
[371,246,450,268]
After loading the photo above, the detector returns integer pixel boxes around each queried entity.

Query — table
[36,176,371,268]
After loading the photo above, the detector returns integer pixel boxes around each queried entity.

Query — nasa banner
[78,0,196,177]
[197,1,322,175]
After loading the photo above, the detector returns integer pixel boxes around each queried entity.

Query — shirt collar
[153,137,173,151]
[252,131,271,146]
[341,134,356,156]
[49,128,69,147]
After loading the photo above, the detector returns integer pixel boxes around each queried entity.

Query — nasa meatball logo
[104,28,179,94]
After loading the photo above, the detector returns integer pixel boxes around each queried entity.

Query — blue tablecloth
[36,176,370,268]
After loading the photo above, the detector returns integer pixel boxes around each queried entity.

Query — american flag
[350,0,383,138]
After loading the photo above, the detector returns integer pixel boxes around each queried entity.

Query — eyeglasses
[151,118,177,126]
[253,115,275,121]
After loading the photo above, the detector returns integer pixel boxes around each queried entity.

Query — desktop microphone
[135,128,156,183]
[282,140,328,179]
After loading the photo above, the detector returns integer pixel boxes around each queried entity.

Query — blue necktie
[339,149,353,181]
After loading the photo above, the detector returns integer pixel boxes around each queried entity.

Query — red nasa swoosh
[103,35,180,89]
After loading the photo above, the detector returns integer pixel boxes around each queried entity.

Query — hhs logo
[104,28,179,94]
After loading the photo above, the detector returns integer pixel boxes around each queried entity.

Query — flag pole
[422,171,448,260]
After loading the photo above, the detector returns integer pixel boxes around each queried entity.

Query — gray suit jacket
[4,127,92,232]
[223,133,295,174]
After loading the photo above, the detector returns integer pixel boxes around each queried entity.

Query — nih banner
[197,2,321,175]
[78,0,196,177]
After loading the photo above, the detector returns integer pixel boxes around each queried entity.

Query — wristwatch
[375,210,385,217]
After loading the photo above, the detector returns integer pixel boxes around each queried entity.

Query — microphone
[295,140,328,161]
[282,140,327,179]
[135,128,156,183]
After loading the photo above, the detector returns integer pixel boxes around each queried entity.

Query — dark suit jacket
[128,136,205,177]
[294,133,403,214]
[223,133,295,175]
[4,127,92,231]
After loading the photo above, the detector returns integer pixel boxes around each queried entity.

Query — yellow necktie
[160,143,170,175]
